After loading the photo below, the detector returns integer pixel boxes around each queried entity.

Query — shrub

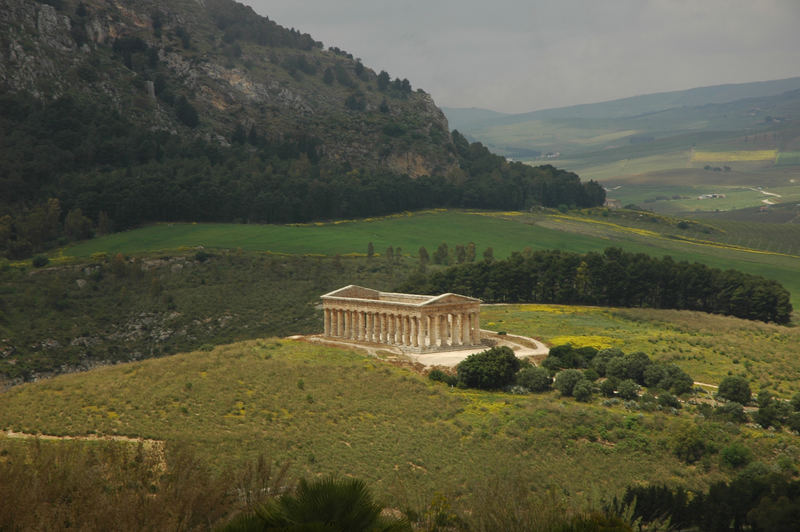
[553,369,584,397]
[515,366,551,392]
[32,255,49,267]
[599,378,617,398]
[791,392,800,412]
[658,392,680,409]
[456,346,521,390]
[718,376,752,405]
[428,369,456,386]
[664,364,694,395]
[617,379,640,400]
[721,442,752,469]
[673,426,711,464]
[573,380,593,402]
[591,347,623,376]
[643,364,667,388]
[714,402,747,423]
[583,368,600,382]
[222,476,410,532]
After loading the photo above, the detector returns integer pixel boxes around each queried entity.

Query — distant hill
[442,78,800,212]
[440,106,508,132]
[445,77,800,129]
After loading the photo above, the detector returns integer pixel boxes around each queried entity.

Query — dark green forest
[401,247,793,324]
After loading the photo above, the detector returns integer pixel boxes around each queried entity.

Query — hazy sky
[244,0,800,114]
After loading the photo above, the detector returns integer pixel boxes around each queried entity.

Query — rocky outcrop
[0,0,457,176]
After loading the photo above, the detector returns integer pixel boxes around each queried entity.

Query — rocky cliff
[0,0,456,177]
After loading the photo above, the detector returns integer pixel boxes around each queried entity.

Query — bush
[515,366,551,392]
[591,347,623,376]
[673,426,711,464]
[658,392,681,409]
[714,402,747,423]
[643,364,667,388]
[456,346,521,390]
[617,379,640,400]
[663,364,694,395]
[553,369,584,397]
[573,380,593,402]
[721,442,752,469]
[428,369,456,386]
[718,376,751,405]
[583,368,600,382]
[32,255,49,267]
[599,378,617,398]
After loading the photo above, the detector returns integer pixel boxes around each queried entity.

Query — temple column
[454,313,462,345]
[462,313,470,345]
[431,315,439,347]
[396,314,402,345]
[323,308,331,336]
[471,313,480,344]
[411,316,418,347]
[419,315,428,348]
[378,313,386,343]
[342,310,349,338]
[400,316,408,346]
[439,314,448,347]
[364,312,372,342]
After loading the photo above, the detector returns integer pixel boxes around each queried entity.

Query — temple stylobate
[321,285,482,352]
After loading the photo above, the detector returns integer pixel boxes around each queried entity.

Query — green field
[2,322,799,512]
[61,211,603,259]
[56,210,800,309]
[482,304,800,396]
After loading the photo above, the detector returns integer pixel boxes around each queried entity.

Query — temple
[320,285,482,352]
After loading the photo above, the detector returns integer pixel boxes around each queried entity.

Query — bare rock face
[0,0,457,176]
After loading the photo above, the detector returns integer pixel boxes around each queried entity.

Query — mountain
[0,0,456,178]
[0,0,606,261]
[445,77,800,131]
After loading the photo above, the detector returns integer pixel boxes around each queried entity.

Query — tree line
[401,247,793,324]
[0,91,605,259]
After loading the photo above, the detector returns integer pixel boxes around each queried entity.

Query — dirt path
[2,429,163,446]
[295,331,549,368]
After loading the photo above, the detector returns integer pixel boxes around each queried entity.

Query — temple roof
[321,285,480,308]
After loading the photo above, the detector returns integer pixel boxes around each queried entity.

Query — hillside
[0,0,605,260]
[4,208,798,383]
[1,0,454,177]
[1,325,799,514]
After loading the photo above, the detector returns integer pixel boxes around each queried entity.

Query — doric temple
[321,285,482,352]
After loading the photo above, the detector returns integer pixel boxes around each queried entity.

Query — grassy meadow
[2,334,799,512]
[53,210,800,309]
[482,304,800,397]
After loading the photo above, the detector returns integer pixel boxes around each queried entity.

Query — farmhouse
[321,285,481,352]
